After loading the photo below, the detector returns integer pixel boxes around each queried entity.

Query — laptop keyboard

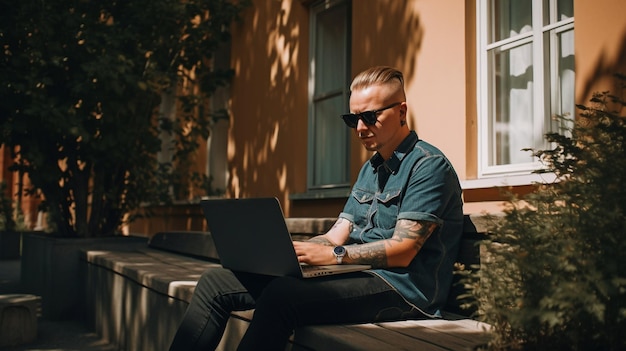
[301,265,329,272]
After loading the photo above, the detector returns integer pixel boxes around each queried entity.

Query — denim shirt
[339,131,463,317]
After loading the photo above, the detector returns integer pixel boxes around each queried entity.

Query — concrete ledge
[85,249,490,351]
[84,249,226,351]
[85,249,219,302]
[0,294,41,348]
[83,215,491,351]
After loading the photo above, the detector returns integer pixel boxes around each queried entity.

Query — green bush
[463,74,626,351]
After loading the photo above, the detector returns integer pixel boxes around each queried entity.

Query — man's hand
[293,241,336,265]
[292,217,352,265]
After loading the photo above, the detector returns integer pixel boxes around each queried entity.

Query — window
[477,0,574,178]
[307,0,351,191]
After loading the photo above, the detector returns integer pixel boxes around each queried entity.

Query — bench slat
[376,320,490,350]
[293,323,457,351]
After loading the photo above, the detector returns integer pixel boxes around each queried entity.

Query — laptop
[200,197,371,278]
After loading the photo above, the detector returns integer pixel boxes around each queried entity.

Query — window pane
[544,24,575,134]
[315,4,347,94]
[543,0,574,25]
[489,42,536,166]
[313,96,347,185]
[489,0,533,43]
[556,28,575,120]
[557,0,574,20]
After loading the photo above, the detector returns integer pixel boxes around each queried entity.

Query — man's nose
[355,118,369,130]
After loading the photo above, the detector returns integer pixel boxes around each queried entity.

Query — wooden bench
[82,216,490,351]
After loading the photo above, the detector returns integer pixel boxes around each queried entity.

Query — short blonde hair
[350,66,404,92]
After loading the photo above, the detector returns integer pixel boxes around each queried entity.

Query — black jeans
[168,266,425,351]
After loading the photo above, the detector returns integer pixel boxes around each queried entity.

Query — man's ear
[400,102,407,116]
[399,102,407,125]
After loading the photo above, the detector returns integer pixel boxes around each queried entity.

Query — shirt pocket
[350,188,375,229]
[374,188,402,230]
[351,187,402,230]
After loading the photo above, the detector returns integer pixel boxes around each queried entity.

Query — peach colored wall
[228,0,310,216]
[348,1,426,180]
[125,0,626,234]
[464,1,478,180]
[0,146,42,230]
[351,0,472,180]
[0,147,12,201]
[575,0,626,105]
[402,1,469,181]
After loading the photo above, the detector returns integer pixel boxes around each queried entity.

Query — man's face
[348,83,407,159]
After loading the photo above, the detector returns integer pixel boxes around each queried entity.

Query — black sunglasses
[340,102,402,128]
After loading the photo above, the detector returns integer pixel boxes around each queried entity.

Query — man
[169,66,464,351]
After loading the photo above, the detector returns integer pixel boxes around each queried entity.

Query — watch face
[333,246,346,256]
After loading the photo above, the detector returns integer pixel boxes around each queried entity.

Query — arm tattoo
[331,217,353,233]
[347,219,436,268]
[307,236,334,246]
[347,241,388,267]
[390,219,436,252]
[308,218,353,246]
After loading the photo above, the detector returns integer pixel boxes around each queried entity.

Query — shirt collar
[369,131,419,174]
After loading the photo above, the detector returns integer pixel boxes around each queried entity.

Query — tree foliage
[0,0,249,237]
[463,74,626,350]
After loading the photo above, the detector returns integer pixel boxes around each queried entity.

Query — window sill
[461,172,557,190]
[289,187,351,201]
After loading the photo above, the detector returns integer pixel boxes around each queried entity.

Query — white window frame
[476,0,574,180]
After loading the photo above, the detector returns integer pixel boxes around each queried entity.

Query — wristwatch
[333,246,347,264]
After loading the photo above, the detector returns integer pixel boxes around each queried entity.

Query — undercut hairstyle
[349,66,405,93]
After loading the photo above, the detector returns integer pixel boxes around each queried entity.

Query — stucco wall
[127,0,626,233]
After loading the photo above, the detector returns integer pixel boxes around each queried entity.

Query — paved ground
[0,259,117,351]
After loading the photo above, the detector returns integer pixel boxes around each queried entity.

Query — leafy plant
[463,74,626,351]
[0,0,249,237]
[0,181,14,231]
[0,181,28,232]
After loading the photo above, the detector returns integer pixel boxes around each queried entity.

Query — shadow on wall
[352,1,423,88]
[228,0,307,200]
[579,26,626,107]
[228,0,424,206]
[352,1,424,165]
